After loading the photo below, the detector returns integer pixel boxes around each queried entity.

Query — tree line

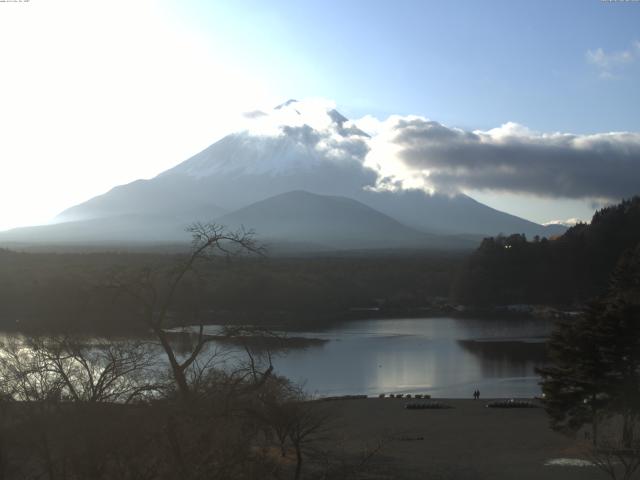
[452,197,640,307]
[0,246,463,334]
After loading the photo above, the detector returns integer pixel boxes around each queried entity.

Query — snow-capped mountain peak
[161,98,371,179]
[35,99,567,246]
[162,131,325,178]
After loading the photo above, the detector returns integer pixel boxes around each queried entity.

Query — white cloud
[241,98,339,136]
[586,40,640,78]
[358,115,436,193]
[228,104,637,220]
[543,218,585,227]
[356,115,640,201]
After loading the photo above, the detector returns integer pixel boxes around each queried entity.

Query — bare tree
[0,336,162,404]
[247,381,334,480]
[583,420,640,480]
[288,400,334,480]
[0,335,167,480]
[107,223,264,398]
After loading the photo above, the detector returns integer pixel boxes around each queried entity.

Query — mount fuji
[1,100,565,251]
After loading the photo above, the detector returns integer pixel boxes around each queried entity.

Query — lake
[267,317,552,398]
[2,316,552,400]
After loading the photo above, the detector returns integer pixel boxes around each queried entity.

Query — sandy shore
[325,398,603,480]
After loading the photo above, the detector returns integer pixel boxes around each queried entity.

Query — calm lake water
[267,317,552,399]
[4,317,551,400]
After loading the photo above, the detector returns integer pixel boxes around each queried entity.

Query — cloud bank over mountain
[391,120,640,201]
[239,98,371,167]
[236,100,640,205]
[2,98,574,247]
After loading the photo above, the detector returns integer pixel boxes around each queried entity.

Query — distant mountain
[217,190,474,250]
[353,189,566,237]
[2,191,477,251]
[57,112,378,221]
[2,99,564,250]
[0,214,190,245]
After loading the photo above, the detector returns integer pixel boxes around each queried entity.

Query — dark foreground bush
[0,335,383,480]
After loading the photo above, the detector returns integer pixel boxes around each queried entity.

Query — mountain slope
[217,190,474,250]
[1,191,477,251]
[7,99,564,248]
[53,130,561,239]
[355,189,566,237]
[57,175,226,223]
[0,214,192,245]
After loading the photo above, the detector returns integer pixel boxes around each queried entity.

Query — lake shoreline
[2,316,552,398]
[0,304,567,338]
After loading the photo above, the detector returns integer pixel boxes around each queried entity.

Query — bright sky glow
[1,0,639,230]
[0,1,279,230]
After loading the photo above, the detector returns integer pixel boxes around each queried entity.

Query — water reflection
[0,317,552,399]
[269,317,551,398]
[457,339,547,379]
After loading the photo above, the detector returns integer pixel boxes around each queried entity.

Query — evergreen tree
[453,196,640,305]
[538,244,640,447]
[537,302,610,444]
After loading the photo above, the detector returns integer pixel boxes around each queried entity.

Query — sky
[1,0,639,231]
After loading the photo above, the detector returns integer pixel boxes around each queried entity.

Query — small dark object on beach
[404,402,451,410]
[486,399,537,409]
[407,394,430,400]
[321,394,367,401]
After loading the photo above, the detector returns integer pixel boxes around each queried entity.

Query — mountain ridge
[217,190,474,250]
[3,100,565,250]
